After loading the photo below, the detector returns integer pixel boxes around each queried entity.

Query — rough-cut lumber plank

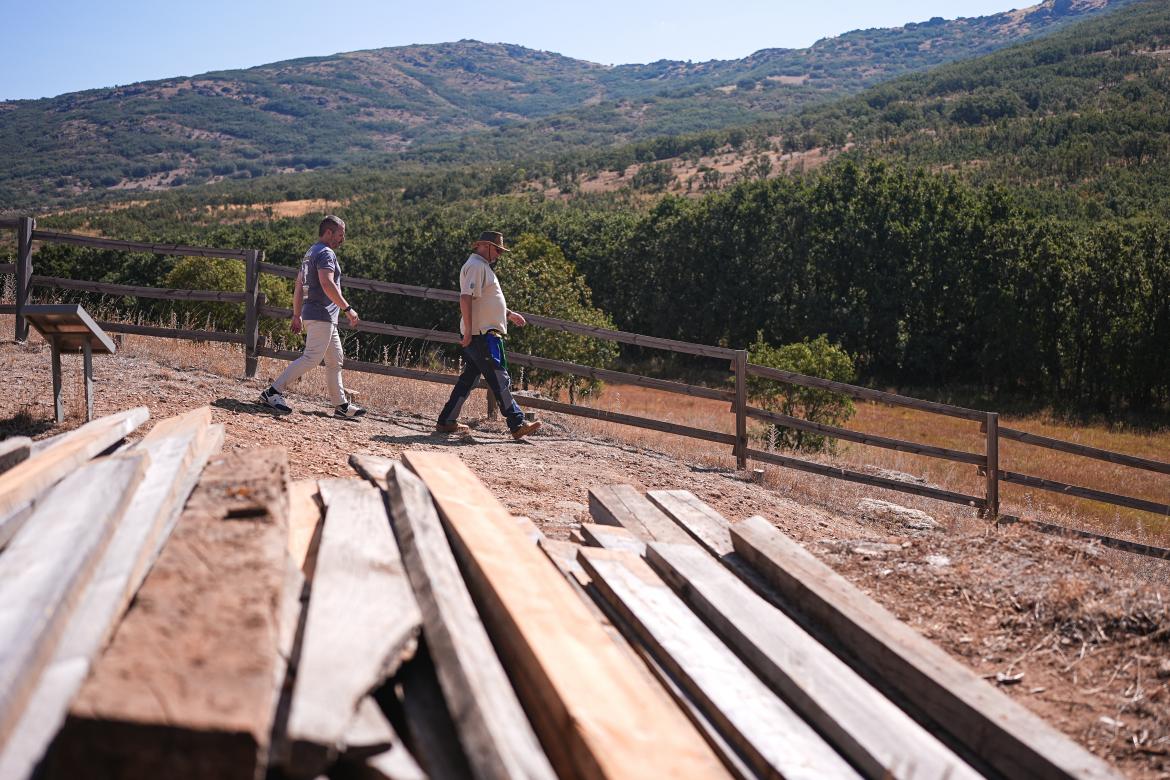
[386,464,555,780]
[0,412,220,780]
[587,484,693,544]
[578,547,858,780]
[350,452,394,491]
[0,407,150,549]
[333,697,425,780]
[47,449,292,780]
[731,515,1125,780]
[538,536,756,780]
[647,541,979,780]
[392,644,476,780]
[0,437,30,475]
[402,451,728,780]
[0,453,147,751]
[284,479,421,778]
[646,490,735,555]
[287,479,322,575]
[579,522,647,555]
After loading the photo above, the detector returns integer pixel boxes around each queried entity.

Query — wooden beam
[578,547,859,780]
[0,407,150,549]
[539,536,757,779]
[579,523,647,555]
[646,541,978,780]
[401,451,728,780]
[287,479,322,575]
[391,643,476,780]
[336,696,425,780]
[588,484,693,544]
[48,449,294,780]
[0,411,221,780]
[0,453,147,750]
[730,516,1125,780]
[283,479,421,778]
[0,437,30,475]
[386,464,555,780]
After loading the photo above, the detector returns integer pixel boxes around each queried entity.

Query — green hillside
[774,0,1170,217]
[0,0,1133,208]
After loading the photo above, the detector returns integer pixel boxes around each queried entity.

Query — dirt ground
[2,331,1167,778]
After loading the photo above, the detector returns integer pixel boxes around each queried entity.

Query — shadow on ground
[212,397,290,418]
[0,411,57,439]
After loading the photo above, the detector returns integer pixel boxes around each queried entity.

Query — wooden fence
[2,216,1168,538]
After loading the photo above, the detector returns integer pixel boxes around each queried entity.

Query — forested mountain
[772,0,1170,218]
[0,0,1132,208]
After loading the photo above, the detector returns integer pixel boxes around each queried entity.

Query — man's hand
[460,332,473,348]
[291,314,303,334]
[507,310,527,327]
[345,308,360,327]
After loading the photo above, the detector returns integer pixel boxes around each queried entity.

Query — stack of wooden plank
[0,423,1126,779]
[0,406,224,779]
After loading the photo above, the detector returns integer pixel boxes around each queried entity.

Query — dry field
[566,382,1170,546]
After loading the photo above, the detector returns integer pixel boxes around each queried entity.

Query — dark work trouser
[438,334,525,430]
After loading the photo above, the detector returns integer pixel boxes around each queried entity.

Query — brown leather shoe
[436,421,470,434]
[511,420,542,440]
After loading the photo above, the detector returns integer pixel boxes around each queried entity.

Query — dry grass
[567,382,1170,546]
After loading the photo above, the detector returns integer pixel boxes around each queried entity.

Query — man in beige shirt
[436,231,541,440]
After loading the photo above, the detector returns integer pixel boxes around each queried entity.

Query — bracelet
[343,305,353,312]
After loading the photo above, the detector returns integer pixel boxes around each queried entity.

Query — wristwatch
[343,305,353,312]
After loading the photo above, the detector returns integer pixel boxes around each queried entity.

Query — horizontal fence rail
[1000,426,1170,476]
[30,229,250,260]
[746,448,987,509]
[99,321,247,345]
[4,217,1167,543]
[746,405,987,466]
[1001,470,1170,517]
[747,363,986,422]
[32,275,249,304]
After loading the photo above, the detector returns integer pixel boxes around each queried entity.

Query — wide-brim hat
[472,230,509,252]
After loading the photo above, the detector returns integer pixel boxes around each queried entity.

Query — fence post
[15,216,34,342]
[734,349,748,470]
[985,411,999,519]
[244,249,260,378]
[486,392,499,420]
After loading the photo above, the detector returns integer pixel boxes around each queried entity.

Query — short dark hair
[318,215,346,236]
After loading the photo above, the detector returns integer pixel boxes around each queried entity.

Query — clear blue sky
[3,0,1025,101]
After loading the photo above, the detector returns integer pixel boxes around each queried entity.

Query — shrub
[165,256,293,339]
[747,332,857,453]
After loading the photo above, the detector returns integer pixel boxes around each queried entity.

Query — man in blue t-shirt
[260,215,366,418]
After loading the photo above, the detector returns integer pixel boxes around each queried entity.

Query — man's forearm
[460,295,475,335]
[292,278,304,318]
[324,279,349,310]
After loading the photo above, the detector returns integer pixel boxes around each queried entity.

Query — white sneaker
[259,386,291,413]
[335,401,367,419]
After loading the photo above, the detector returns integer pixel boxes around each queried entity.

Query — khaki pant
[273,319,347,406]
